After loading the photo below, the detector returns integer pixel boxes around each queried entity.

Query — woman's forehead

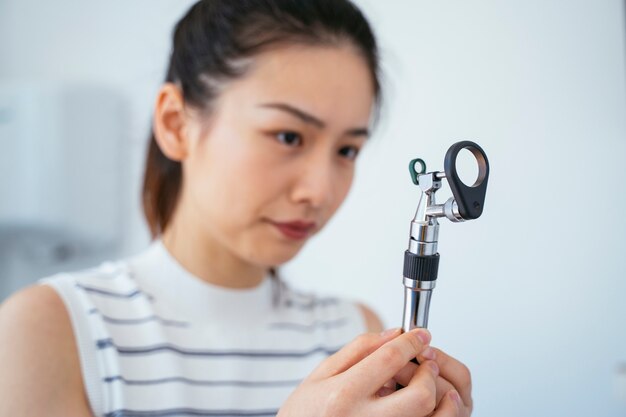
[218,45,375,126]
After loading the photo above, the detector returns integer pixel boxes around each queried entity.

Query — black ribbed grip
[403,251,440,281]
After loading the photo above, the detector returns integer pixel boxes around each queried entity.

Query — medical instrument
[396,140,489,390]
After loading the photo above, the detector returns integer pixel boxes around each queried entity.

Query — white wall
[1,1,625,416]
[284,1,626,416]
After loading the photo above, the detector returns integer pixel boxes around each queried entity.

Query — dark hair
[142,0,382,238]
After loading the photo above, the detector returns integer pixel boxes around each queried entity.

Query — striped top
[38,239,367,417]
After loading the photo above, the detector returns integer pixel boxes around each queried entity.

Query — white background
[1,1,625,416]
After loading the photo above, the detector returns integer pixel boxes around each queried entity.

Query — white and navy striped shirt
[38,239,367,417]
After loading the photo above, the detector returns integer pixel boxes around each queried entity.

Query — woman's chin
[269,244,306,266]
[253,239,308,267]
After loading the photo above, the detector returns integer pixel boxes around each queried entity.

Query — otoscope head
[444,141,490,220]
[409,141,490,223]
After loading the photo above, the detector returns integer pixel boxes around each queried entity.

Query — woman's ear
[153,83,190,162]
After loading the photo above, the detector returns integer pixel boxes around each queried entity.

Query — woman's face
[180,44,375,268]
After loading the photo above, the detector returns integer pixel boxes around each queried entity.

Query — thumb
[431,390,463,417]
[307,328,401,381]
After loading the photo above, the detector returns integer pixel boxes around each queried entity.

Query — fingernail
[412,329,431,344]
[421,347,436,360]
[379,327,400,337]
[428,361,439,374]
[449,390,462,407]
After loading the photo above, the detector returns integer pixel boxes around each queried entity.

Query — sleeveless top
[38,239,367,417]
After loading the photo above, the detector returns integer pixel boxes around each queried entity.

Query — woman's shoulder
[0,284,92,416]
[41,260,130,285]
[39,259,140,305]
[354,302,384,333]
[0,259,131,416]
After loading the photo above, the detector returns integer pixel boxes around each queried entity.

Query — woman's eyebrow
[257,102,370,138]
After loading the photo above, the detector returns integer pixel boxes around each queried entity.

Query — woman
[0,1,473,416]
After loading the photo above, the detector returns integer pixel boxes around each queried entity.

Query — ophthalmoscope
[396,141,489,389]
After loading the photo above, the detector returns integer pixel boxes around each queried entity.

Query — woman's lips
[269,220,316,240]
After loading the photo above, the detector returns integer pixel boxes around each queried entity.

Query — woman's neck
[160,208,267,290]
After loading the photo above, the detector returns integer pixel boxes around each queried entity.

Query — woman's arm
[0,285,94,417]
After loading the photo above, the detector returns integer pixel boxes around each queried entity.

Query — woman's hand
[379,345,473,415]
[277,328,471,417]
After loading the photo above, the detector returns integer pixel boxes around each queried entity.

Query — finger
[374,359,439,416]
[430,347,473,411]
[431,390,464,417]
[307,328,401,381]
[392,361,455,406]
[375,386,396,398]
[345,328,432,394]
[392,345,437,384]
[382,378,396,390]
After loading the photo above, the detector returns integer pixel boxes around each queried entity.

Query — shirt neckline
[125,238,275,323]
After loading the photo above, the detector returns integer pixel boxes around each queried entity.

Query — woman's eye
[339,146,360,161]
[275,131,302,147]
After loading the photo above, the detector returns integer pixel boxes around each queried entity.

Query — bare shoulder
[0,284,93,416]
[355,302,385,333]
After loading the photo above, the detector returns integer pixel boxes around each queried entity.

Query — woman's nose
[289,155,335,210]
